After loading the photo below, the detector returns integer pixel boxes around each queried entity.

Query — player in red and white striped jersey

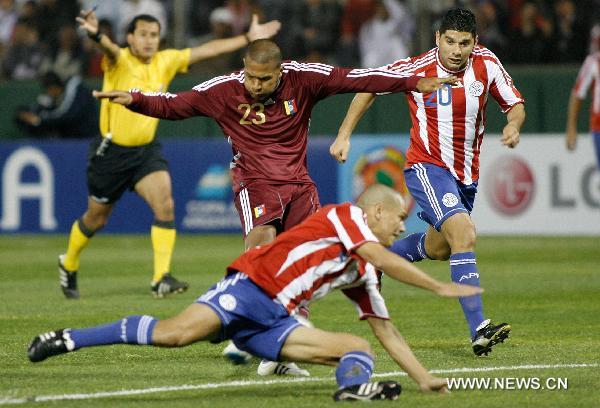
[331,8,524,356]
[566,50,600,166]
[28,184,482,399]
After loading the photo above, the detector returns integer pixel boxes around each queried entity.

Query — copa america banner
[0,139,337,233]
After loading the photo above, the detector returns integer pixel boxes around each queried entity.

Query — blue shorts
[196,272,301,361]
[404,163,478,231]
[593,132,600,166]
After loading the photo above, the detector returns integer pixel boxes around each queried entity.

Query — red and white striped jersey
[228,203,390,320]
[573,52,600,132]
[385,45,525,185]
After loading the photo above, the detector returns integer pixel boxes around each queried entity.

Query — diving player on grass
[29,184,483,401]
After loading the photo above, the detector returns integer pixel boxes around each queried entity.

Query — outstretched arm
[355,242,483,297]
[93,89,205,120]
[501,103,525,148]
[330,76,457,163]
[566,92,584,150]
[330,93,376,163]
[367,317,448,393]
[76,8,120,64]
[188,14,280,65]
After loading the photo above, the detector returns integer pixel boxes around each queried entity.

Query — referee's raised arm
[76,8,121,64]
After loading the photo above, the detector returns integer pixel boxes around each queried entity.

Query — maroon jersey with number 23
[127,61,419,192]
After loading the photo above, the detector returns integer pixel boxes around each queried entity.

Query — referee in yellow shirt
[58,10,280,299]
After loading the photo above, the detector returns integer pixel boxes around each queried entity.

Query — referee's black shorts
[86,137,168,204]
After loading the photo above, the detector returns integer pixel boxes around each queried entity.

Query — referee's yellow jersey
[100,47,191,146]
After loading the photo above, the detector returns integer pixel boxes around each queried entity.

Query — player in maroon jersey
[94,39,455,250]
[331,8,526,356]
[94,38,456,374]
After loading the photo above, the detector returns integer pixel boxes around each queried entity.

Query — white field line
[0,363,596,405]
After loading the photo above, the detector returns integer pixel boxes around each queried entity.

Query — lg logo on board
[486,156,535,216]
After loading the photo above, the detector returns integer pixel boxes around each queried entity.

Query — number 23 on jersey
[238,103,266,125]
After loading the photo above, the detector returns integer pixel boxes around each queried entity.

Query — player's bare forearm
[502,103,525,148]
[189,37,247,65]
[96,36,121,63]
[339,93,376,140]
[331,93,376,163]
[189,14,280,65]
[367,317,447,392]
[566,93,583,150]
[506,103,525,131]
[356,242,442,291]
[356,242,483,297]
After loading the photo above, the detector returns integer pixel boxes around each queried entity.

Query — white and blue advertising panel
[0,138,337,234]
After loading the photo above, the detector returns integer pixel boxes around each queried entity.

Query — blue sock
[335,351,374,388]
[69,315,157,349]
[450,252,485,338]
[390,232,428,262]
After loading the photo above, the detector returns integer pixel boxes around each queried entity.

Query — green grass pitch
[1,235,598,407]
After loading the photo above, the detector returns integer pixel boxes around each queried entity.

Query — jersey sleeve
[486,54,525,113]
[162,48,191,74]
[325,204,379,253]
[128,84,223,120]
[285,62,419,100]
[573,55,597,100]
[342,265,389,320]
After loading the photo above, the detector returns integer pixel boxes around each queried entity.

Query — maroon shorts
[234,182,320,237]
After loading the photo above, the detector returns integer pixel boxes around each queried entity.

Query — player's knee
[153,322,191,347]
[427,245,451,261]
[443,215,477,252]
[342,335,372,356]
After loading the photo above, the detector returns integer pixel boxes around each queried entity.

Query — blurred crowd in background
[0,0,598,82]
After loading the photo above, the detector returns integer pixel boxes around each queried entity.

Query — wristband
[88,31,102,43]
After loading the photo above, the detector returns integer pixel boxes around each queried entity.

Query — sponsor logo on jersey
[283,99,298,116]
[254,204,266,218]
[442,192,459,207]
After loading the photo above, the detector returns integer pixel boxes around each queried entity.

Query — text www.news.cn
[447,377,568,390]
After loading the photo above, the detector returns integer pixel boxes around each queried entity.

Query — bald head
[244,39,282,66]
[357,184,407,247]
[357,184,405,211]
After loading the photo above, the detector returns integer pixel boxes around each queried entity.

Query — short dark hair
[127,14,161,34]
[245,39,282,66]
[439,8,477,37]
